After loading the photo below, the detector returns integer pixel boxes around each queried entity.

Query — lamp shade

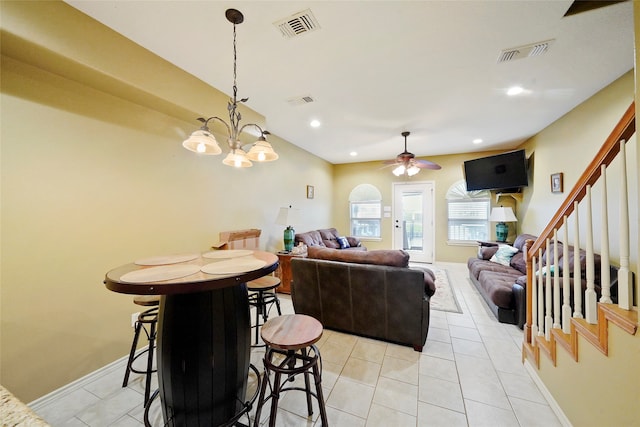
[489,207,517,222]
[182,130,222,155]
[247,137,279,162]
[276,207,300,226]
[222,148,252,168]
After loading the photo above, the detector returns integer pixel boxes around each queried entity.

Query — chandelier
[182,9,278,168]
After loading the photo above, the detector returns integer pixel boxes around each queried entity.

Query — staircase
[522,102,637,367]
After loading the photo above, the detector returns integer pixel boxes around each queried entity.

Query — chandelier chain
[232,22,238,104]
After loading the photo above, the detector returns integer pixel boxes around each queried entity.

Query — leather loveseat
[294,228,366,251]
[290,246,435,351]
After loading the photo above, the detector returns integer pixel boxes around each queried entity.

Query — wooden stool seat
[247,276,282,346]
[260,314,323,350]
[247,275,280,291]
[254,314,328,426]
[133,295,160,306]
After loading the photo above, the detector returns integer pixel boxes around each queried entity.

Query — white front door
[392,182,435,263]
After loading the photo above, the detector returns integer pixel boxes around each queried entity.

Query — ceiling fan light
[223,148,253,168]
[407,165,420,176]
[392,165,405,176]
[182,130,222,155]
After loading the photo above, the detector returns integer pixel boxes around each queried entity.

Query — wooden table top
[105,250,278,295]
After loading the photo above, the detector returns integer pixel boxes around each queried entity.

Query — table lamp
[276,206,300,252]
[489,206,517,243]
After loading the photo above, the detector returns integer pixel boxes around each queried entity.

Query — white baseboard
[523,359,573,427]
[28,352,134,410]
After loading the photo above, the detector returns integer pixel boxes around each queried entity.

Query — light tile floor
[32,262,563,426]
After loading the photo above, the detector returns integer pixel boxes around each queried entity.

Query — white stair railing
[524,102,636,361]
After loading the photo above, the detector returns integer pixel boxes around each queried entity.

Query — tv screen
[463,150,528,191]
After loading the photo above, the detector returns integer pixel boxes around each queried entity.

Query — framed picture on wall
[551,172,563,193]
[306,185,315,199]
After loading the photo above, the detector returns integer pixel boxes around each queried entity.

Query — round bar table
[104,251,278,426]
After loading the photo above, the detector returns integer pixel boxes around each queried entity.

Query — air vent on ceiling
[274,9,320,39]
[497,39,555,63]
[287,95,315,106]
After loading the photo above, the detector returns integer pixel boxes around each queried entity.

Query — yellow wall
[333,152,518,263]
[0,1,332,402]
[519,71,637,268]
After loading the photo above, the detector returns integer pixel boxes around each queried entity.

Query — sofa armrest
[346,236,362,247]
[512,283,526,329]
[478,246,499,260]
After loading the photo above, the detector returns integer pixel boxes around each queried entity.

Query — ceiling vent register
[287,95,315,106]
[274,9,320,39]
[497,39,555,63]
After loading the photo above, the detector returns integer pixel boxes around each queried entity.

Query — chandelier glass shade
[182,9,278,168]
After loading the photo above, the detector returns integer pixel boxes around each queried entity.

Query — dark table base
[156,284,251,426]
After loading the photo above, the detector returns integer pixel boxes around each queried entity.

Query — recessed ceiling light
[507,86,524,96]
[350,151,358,157]
[310,119,321,128]
[473,138,483,144]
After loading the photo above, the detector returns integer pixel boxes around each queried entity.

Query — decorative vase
[495,222,508,243]
[283,226,295,252]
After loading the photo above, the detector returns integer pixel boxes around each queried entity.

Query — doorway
[392,181,435,263]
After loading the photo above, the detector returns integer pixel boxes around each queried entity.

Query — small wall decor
[551,172,563,193]
[306,185,315,199]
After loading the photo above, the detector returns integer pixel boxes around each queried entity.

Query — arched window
[446,180,491,242]
[349,184,382,239]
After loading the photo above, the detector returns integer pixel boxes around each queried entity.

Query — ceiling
[65,1,634,165]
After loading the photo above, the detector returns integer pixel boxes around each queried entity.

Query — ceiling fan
[383,131,441,176]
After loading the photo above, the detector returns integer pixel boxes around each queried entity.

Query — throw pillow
[337,236,350,249]
[490,245,519,266]
[535,265,556,276]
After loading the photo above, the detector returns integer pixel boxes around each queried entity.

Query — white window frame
[349,184,382,240]
[446,180,491,244]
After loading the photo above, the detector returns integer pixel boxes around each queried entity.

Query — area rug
[425,268,463,313]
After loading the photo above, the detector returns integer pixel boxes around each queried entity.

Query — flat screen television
[463,149,528,191]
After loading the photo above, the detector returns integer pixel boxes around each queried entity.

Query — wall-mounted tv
[463,149,528,192]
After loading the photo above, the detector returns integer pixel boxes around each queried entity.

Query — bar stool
[123,295,159,406]
[247,276,282,346]
[254,314,328,427]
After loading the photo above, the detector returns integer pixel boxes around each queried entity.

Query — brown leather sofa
[468,233,621,329]
[290,247,435,351]
[294,228,366,251]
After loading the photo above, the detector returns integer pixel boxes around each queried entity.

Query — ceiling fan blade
[382,159,399,165]
[415,159,442,170]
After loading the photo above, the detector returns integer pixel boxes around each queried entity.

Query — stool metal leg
[143,317,156,405]
[302,349,313,416]
[123,320,143,387]
[312,351,329,426]
[122,307,158,407]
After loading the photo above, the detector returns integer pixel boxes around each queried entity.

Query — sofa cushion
[513,234,538,252]
[478,270,520,308]
[295,230,325,247]
[468,258,519,280]
[509,252,527,275]
[308,246,409,267]
[318,228,340,248]
[490,245,519,266]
